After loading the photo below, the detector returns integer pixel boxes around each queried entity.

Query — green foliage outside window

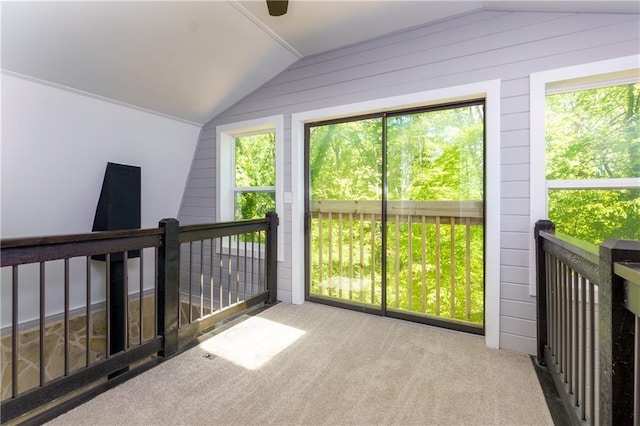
[234,132,276,221]
[546,83,640,244]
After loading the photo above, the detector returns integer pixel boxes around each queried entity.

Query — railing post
[535,220,554,366]
[265,212,279,304]
[158,218,180,358]
[599,239,640,426]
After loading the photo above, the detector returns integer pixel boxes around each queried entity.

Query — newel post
[599,239,640,425]
[265,212,279,304]
[534,220,555,366]
[157,218,180,358]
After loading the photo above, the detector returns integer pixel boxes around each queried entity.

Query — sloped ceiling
[2,1,638,125]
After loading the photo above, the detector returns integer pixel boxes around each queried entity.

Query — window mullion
[547,178,640,190]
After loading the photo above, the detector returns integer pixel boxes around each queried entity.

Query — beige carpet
[48,302,552,425]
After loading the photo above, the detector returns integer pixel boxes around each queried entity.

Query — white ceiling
[2,1,638,125]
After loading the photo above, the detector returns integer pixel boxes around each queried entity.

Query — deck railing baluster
[394,215,400,309]
[328,213,333,297]
[421,216,426,314]
[338,213,343,299]
[465,217,471,321]
[370,213,375,304]
[359,214,364,301]
[450,217,455,319]
[318,213,323,295]
[407,215,412,311]
[435,216,441,316]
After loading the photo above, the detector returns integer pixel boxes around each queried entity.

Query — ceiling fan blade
[267,0,288,16]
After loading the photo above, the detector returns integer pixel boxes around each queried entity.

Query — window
[217,116,284,261]
[233,132,276,221]
[545,83,639,244]
[529,55,640,294]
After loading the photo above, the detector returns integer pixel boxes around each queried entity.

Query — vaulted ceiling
[2,1,638,125]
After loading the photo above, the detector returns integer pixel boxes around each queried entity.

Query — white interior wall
[1,73,201,326]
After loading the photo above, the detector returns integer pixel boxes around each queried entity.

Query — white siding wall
[179,10,640,354]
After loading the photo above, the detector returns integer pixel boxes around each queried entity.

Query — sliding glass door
[305,101,485,332]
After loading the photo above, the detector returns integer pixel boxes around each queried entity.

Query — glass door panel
[307,117,383,308]
[385,104,485,326]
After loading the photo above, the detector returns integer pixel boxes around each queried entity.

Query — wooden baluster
[338,212,343,299]
[328,213,333,297]
[421,216,426,314]
[465,217,471,321]
[370,213,375,304]
[450,217,455,319]
[359,213,364,301]
[395,214,400,309]
[435,216,441,316]
[407,215,412,311]
[318,213,323,294]
[348,213,353,301]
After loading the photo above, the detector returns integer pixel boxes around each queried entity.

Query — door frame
[292,80,501,348]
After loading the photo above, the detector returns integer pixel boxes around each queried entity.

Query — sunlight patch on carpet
[198,316,305,370]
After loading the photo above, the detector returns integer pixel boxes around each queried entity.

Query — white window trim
[216,115,284,262]
[292,80,501,349]
[529,55,640,296]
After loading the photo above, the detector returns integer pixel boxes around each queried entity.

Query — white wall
[1,73,201,325]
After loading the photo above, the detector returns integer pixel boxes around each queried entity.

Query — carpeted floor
[48,302,552,425]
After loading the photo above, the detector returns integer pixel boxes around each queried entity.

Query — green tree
[235,132,276,220]
[546,83,640,244]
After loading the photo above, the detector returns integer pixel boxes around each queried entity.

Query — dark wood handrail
[179,218,269,243]
[1,228,164,267]
[538,230,599,284]
[1,227,164,248]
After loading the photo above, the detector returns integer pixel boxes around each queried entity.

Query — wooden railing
[535,220,640,425]
[0,213,278,423]
[310,200,483,325]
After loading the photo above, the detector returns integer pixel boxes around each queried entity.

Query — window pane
[548,188,640,244]
[309,118,382,201]
[234,191,276,220]
[235,133,275,187]
[386,104,484,201]
[546,83,640,180]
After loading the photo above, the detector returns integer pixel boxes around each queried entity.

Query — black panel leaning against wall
[92,162,142,260]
